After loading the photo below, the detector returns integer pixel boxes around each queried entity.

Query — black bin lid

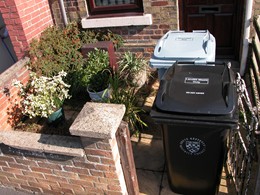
[155,63,237,116]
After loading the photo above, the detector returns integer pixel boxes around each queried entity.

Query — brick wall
[0,0,53,59]
[0,103,132,195]
[0,58,30,131]
[48,0,177,59]
[49,0,86,27]
[0,137,125,194]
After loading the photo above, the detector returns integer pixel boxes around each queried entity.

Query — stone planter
[132,68,147,89]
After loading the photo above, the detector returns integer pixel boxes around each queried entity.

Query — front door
[179,0,244,59]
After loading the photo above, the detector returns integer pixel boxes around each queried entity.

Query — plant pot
[87,86,111,102]
[47,107,64,124]
[133,68,147,89]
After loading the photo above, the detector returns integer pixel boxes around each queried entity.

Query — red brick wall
[0,58,30,130]
[0,0,53,59]
[0,134,127,194]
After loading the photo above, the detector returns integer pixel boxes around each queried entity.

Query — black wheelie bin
[151,62,239,195]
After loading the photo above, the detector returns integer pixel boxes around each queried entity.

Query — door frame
[177,0,252,74]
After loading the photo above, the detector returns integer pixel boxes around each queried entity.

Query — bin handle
[159,80,167,103]
[221,62,232,107]
[202,30,210,54]
[157,31,171,53]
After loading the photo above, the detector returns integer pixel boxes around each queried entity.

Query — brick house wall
[48,0,177,59]
[49,0,86,27]
[0,0,53,130]
[49,0,260,60]
[0,0,53,60]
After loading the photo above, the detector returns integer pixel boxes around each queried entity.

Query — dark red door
[179,0,244,59]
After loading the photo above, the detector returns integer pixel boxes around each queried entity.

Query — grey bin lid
[150,30,216,69]
[155,63,237,116]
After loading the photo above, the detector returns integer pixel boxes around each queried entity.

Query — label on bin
[180,137,206,155]
[184,77,209,85]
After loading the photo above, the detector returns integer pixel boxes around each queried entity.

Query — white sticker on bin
[184,77,209,84]
[180,137,206,155]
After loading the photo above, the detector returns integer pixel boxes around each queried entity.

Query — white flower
[13,71,71,118]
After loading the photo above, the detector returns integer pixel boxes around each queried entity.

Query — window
[87,0,144,18]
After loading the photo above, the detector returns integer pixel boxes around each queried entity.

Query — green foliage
[81,29,124,50]
[118,51,148,87]
[27,22,85,95]
[27,22,83,77]
[88,69,111,92]
[106,72,147,134]
[26,22,124,95]
[81,48,110,89]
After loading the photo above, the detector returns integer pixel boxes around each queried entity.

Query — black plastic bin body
[151,62,238,195]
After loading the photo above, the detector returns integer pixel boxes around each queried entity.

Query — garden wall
[0,102,138,194]
[0,58,30,131]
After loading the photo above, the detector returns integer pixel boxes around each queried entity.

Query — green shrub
[26,22,124,95]
[81,48,110,88]
[81,29,124,50]
[27,22,83,77]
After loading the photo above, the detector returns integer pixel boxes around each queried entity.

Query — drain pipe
[58,0,68,26]
[240,0,253,76]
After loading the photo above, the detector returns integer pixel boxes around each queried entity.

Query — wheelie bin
[150,30,216,79]
[151,62,238,195]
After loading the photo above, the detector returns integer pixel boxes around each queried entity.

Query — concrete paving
[131,131,236,195]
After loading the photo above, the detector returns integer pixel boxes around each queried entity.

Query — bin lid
[155,63,237,116]
[152,30,216,61]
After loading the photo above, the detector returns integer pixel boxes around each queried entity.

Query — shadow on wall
[0,12,18,74]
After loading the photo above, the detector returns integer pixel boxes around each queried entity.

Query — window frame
[86,0,144,18]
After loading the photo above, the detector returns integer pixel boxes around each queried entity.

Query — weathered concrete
[70,102,126,139]
[0,131,84,157]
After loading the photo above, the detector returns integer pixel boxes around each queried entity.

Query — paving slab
[132,136,165,171]
[137,169,162,195]
[160,172,182,195]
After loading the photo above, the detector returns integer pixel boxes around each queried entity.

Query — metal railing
[227,15,260,195]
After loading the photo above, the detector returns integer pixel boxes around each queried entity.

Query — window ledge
[81,14,152,28]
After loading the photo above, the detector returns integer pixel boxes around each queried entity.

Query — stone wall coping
[70,102,126,139]
[0,131,84,157]
[0,57,29,86]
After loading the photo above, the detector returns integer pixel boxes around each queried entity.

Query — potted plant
[81,48,112,101]
[118,51,148,89]
[13,71,71,124]
[87,69,111,101]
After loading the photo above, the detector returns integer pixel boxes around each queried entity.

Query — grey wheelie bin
[150,30,216,79]
[151,62,238,195]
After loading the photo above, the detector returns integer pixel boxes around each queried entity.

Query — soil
[13,92,89,136]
